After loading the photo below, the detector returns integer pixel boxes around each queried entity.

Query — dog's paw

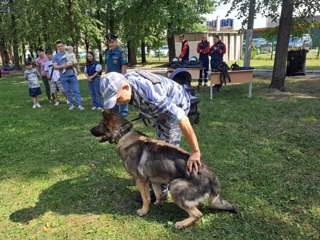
[174,221,185,230]
[136,208,148,216]
[154,200,164,207]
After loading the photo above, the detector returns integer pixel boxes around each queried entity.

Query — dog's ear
[102,109,109,118]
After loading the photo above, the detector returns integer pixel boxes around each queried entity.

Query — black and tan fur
[91,110,236,229]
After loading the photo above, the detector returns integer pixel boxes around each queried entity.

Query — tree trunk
[0,38,10,64]
[270,0,294,91]
[141,40,147,63]
[127,41,137,66]
[167,33,176,62]
[29,45,35,59]
[85,35,90,52]
[9,0,20,70]
[243,0,256,67]
[97,39,103,63]
[22,41,26,64]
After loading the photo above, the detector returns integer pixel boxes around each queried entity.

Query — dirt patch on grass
[257,75,320,99]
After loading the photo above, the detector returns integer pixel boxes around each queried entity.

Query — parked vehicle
[159,45,169,57]
[288,34,313,49]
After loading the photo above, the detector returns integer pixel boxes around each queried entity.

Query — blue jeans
[88,77,102,108]
[199,56,209,83]
[60,75,82,106]
[113,104,129,117]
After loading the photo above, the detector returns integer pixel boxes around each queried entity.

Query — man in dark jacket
[209,35,226,91]
[179,34,190,61]
[197,34,210,86]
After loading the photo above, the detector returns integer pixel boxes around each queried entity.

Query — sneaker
[36,103,41,108]
[97,107,102,110]
[69,105,75,111]
[78,105,85,111]
[54,101,60,106]
[66,100,70,105]
[32,104,37,109]
[204,82,208,87]
[161,184,169,200]
[91,106,97,110]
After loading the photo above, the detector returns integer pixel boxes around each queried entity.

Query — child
[61,46,80,75]
[44,49,69,106]
[24,61,42,108]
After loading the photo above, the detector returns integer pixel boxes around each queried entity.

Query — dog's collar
[112,124,131,144]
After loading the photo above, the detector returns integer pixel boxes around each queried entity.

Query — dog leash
[130,114,152,127]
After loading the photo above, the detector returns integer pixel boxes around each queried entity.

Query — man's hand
[187,150,202,173]
[64,62,74,69]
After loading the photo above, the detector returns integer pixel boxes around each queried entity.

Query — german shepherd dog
[91,110,236,229]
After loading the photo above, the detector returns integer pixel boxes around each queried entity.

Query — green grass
[0,71,319,240]
[226,58,320,70]
[129,56,320,71]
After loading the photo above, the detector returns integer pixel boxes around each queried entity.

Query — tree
[269,0,294,91]
[224,0,320,91]
[269,0,320,90]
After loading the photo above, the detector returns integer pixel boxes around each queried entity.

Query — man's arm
[120,51,128,74]
[105,65,108,74]
[179,42,189,59]
[178,116,202,173]
[121,65,127,75]
[53,62,73,70]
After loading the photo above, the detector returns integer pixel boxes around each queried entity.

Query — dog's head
[90,110,133,143]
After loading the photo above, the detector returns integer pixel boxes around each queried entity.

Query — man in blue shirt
[105,33,128,117]
[53,40,84,110]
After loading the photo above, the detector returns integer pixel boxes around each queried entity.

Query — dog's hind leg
[174,206,203,230]
[151,183,164,206]
[208,194,237,213]
[136,178,150,216]
[170,179,203,229]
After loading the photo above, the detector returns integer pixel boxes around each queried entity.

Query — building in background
[175,17,243,62]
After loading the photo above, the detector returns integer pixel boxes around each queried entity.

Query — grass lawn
[0,71,319,240]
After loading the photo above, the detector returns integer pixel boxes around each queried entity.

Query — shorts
[50,80,65,93]
[29,87,42,97]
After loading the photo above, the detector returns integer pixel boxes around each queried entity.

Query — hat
[25,60,32,66]
[66,46,74,52]
[107,33,118,41]
[100,72,126,109]
[45,49,53,54]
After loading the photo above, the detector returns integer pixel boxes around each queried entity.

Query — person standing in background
[36,48,51,102]
[53,40,85,111]
[105,33,128,117]
[197,34,210,87]
[84,51,103,110]
[209,35,226,91]
[178,34,189,61]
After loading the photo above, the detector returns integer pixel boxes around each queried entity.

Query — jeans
[199,56,209,83]
[41,75,51,100]
[60,75,82,106]
[88,77,102,108]
[113,104,129,117]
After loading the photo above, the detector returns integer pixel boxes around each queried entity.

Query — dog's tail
[208,194,237,213]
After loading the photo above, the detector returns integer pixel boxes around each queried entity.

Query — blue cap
[100,72,126,109]
[107,33,118,41]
